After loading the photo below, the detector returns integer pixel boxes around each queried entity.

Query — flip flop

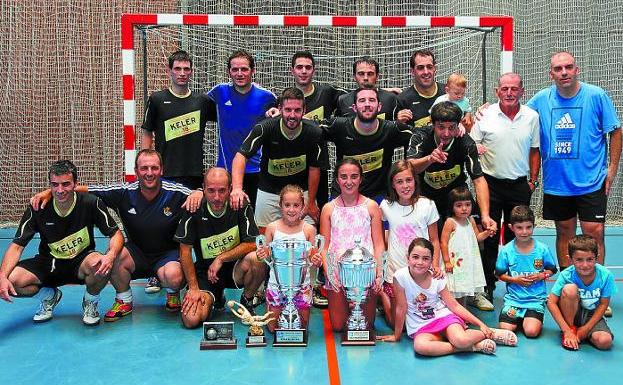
[561,327,579,351]
[473,338,497,355]
[491,328,518,346]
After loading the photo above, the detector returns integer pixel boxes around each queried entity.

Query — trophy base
[200,339,238,350]
[273,328,308,347]
[246,334,267,348]
[341,329,376,346]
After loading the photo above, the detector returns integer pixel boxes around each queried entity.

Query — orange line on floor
[322,309,341,385]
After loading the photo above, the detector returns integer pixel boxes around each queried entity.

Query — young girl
[319,158,385,332]
[440,186,490,307]
[379,160,440,327]
[256,185,322,333]
[377,238,517,355]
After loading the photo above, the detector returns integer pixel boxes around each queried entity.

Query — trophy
[256,234,324,347]
[228,300,275,347]
[338,240,377,345]
[200,321,237,350]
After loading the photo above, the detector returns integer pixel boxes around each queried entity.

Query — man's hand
[605,169,616,195]
[207,258,223,283]
[30,190,52,211]
[429,142,448,164]
[444,260,454,273]
[395,109,413,124]
[93,253,114,276]
[0,276,17,302]
[481,215,498,234]
[182,288,205,316]
[304,201,320,223]
[229,188,249,210]
[181,190,203,213]
[265,107,280,118]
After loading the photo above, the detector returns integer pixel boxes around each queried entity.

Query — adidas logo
[225,100,232,106]
[163,101,171,104]
[345,136,354,140]
[412,101,420,105]
[45,222,55,226]
[555,113,576,129]
[128,208,137,214]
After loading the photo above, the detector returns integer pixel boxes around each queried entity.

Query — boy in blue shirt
[547,234,616,350]
[496,205,557,337]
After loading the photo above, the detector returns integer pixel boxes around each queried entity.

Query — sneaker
[213,293,226,312]
[252,284,266,307]
[82,298,101,326]
[470,293,494,311]
[605,306,613,318]
[33,288,63,323]
[144,277,161,294]
[240,294,256,316]
[312,286,328,308]
[165,292,181,312]
[104,299,133,322]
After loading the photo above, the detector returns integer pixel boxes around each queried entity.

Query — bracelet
[528,178,540,187]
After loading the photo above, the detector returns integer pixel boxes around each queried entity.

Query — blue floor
[0,228,621,385]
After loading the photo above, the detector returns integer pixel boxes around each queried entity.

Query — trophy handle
[381,251,388,282]
[314,234,325,253]
[256,235,272,265]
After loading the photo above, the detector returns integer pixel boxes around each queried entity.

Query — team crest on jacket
[163,207,172,216]
[533,258,543,270]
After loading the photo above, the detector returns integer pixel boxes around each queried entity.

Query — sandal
[473,338,497,355]
[561,326,579,351]
[491,328,518,346]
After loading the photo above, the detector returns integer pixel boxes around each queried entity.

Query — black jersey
[142,89,216,178]
[238,117,326,194]
[407,126,483,199]
[394,83,445,128]
[321,117,413,197]
[302,82,346,122]
[12,193,118,260]
[335,88,398,120]
[88,180,191,256]
[174,202,259,270]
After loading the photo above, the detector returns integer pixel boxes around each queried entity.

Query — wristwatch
[528,178,539,187]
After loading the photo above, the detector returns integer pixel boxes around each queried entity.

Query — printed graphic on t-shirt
[424,164,461,189]
[268,155,307,177]
[549,108,581,159]
[344,149,384,173]
[48,227,90,259]
[200,226,240,259]
[164,110,201,141]
[304,106,324,122]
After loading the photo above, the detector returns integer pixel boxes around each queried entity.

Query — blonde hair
[279,184,305,206]
[446,73,467,88]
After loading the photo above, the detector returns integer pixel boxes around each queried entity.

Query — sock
[83,291,100,303]
[166,288,178,294]
[116,290,132,303]
[34,287,55,301]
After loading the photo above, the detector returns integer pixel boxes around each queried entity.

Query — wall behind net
[0,0,622,226]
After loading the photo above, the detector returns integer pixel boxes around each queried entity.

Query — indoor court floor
[0,227,621,385]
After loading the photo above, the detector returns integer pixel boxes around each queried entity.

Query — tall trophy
[338,240,377,345]
[256,234,324,347]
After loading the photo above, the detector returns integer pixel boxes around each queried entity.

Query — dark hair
[407,237,434,256]
[508,205,535,225]
[386,160,420,208]
[168,50,192,69]
[354,83,378,102]
[291,51,315,68]
[227,49,255,70]
[409,49,436,68]
[431,101,463,125]
[568,234,598,259]
[135,149,163,169]
[447,186,472,215]
[279,87,305,107]
[334,158,364,179]
[48,160,78,182]
[352,56,379,75]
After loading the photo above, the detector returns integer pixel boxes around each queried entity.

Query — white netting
[1,0,622,226]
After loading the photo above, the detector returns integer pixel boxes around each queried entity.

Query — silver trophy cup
[338,240,377,345]
[256,234,324,346]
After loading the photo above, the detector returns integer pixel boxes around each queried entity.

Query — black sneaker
[213,293,226,312]
[312,286,328,309]
[240,294,256,316]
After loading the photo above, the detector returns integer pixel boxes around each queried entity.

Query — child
[495,205,557,337]
[431,73,474,133]
[440,186,491,309]
[379,160,440,327]
[319,158,385,332]
[377,238,517,355]
[256,185,323,333]
[547,234,616,351]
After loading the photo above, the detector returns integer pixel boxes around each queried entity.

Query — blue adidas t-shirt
[495,239,557,311]
[207,83,277,173]
[550,264,617,311]
[527,82,620,196]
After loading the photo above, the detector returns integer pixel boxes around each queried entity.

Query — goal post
[121,13,513,181]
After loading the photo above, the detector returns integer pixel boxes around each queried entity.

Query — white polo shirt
[470,102,540,180]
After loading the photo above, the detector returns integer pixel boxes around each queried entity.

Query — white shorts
[254,189,315,227]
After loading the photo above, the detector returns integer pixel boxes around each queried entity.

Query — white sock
[34,287,55,301]
[116,290,132,303]
[83,291,100,303]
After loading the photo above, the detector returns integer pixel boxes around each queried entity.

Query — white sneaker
[605,306,613,318]
[33,288,62,323]
[82,298,101,326]
[471,293,494,311]
[144,277,161,294]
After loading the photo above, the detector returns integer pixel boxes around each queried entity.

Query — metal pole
[140,27,148,111]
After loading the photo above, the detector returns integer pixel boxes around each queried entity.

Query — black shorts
[574,308,613,339]
[195,260,242,298]
[543,184,607,223]
[16,253,90,287]
[498,307,544,325]
[126,242,179,279]
[243,172,259,209]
